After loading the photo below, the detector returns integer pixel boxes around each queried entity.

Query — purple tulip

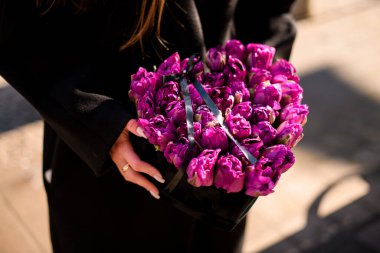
[155,81,180,108]
[188,84,204,107]
[280,103,309,126]
[229,101,253,120]
[201,72,226,88]
[275,121,304,148]
[225,113,251,141]
[187,149,221,187]
[261,144,295,173]
[271,74,288,84]
[200,127,229,152]
[206,47,227,72]
[251,121,277,145]
[129,67,160,101]
[214,154,245,193]
[224,56,246,82]
[181,57,204,77]
[224,39,246,61]
[247,68,272,89]
[245,159,281,197]
[138,115,177,151]
[157,52,181,76]
[194,105,218,128]
[270,59,299,83]
[230,81,250,103]
[137,93,159,119]
[177,121,202,144]
[246,43,275,69]
[180,58,189,72]
[252,81,282,110]
[193,60,204,76]
[252,105,276,124]
[209,86,235,114]
[164,137,193,169]
[231,137,264,166]
[165,100,186,126]
[280,80,303,106]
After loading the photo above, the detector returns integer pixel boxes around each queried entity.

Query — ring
[122,163,131,173]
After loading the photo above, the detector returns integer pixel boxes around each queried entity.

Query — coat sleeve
[0,2,134,176]
[234,0,297,59]
[0,60,134,176]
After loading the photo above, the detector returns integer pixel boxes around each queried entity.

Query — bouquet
[128,39,309,229]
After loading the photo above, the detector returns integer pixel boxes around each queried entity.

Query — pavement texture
[1,0,380,252]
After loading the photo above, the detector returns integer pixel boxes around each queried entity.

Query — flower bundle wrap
[129,40,309,199]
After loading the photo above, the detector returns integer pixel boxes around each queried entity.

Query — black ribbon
[163,54,257,193]
[163,55,198,192]
[192,79,258,165]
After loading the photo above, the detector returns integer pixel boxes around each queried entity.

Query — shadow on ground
[0,85,41,133]
[260,68,380,253]
[300,68,380,165]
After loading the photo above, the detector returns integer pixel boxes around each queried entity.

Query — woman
[0,0,296,252]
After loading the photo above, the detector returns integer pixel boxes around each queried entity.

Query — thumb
[126,119,147,139]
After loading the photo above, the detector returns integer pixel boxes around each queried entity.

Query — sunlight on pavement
[318,175,370,218]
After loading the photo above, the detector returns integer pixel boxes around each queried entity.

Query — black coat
[0,1,296,252]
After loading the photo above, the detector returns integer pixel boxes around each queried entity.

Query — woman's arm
[0,60,132,176]
[0,0,164,198]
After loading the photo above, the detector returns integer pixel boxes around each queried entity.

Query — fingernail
[154,175,165,184]
[149,191,160,200]
[136,127,147,139]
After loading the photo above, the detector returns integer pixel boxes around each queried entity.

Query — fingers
[126,119,147,139]
[114,157,161,200]
[123,140,165,183]
[110,121,165,200]
[120,164,161,200]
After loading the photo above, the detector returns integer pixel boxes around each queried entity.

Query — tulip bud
[165,100,186,126]
[252,81,282,111]
[155,81,180,108]
[252,105,276,124]
[138,115,177,152]
[194,105,218,128]
[245,159,281,197]
[206,47,227,72]
[280,80,303,106]
[275,121,304,149]
[187,149,221,187]
[270,59,299,83]
[130,68,160,101]
[157,52,181,75]
[224,39,246,61]
[215,154,245,193]
[225,113,251,141]
[251,121,277,145]
[280,103,309,126]
[200,127,229,152]
[261,144,295,173]
[230,101,253,120]
[246,43,275,69]
[164,137,193,169]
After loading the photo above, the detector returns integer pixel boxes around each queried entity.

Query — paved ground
[1,0,380,252]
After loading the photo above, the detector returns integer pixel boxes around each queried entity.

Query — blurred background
[1,0,380,252]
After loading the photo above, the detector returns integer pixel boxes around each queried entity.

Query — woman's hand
[110,119,165,199]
